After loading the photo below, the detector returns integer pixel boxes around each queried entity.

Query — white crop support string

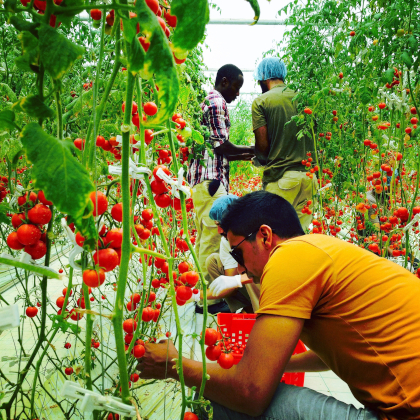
[155,167,191,199]
[317,183,332,194]
[9,184,25,208]
[61,381,136,417]
[61,218,83,272]
[109,158,152,180]
[402,213,420,233]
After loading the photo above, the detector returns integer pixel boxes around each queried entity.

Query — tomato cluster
[202,327,247,370]
[6,190,52,260]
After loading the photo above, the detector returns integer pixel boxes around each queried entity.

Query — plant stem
[111,71,135,404]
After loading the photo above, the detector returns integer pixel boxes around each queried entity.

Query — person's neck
[267,79,284,91]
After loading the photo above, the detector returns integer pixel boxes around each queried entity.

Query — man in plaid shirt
[187,64,254,314]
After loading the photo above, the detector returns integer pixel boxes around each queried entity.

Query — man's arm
[138,314,304,417]
[214,141,255,161]
[284,350,330,372]
[254,125,270,165]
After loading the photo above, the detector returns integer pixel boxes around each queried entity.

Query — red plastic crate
[217,313,306,387]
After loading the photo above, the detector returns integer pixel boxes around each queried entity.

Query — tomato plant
[0,0,418,419]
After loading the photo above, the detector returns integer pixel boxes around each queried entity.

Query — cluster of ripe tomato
[204,327,245,370]
[6,190,52,260]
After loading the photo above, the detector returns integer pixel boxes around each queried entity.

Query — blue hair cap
[209,194,239,222]
[254,57,287,81]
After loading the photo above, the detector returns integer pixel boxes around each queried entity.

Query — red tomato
[204,328,218,346]
[75,232,85,247]
[133,344,145,358]
[64,367,73,375]
[178,261,189,273]
[111,203,123,222]
[206,344,222,361]
[186,271,199,287]
[184,413,199,420]
[145,129,153,145]
[11,213,25,229]
[83,269,106,288]
[92,248,119,272]
[24,240,47,259]
[26,306,38,318]
[142,208,153,220]
[144,102,158,116]
[7,232,24,250]
[106,228,123,249]
[130,373,140,382]
[153,164,171,181]
[90,9,102,20]
[28,204,52,225]
[176,286,192,302]
[96,135,106,147]
[151,179,168,195]
[155,193,171,208]
[145,0,159,14]
[90,191,108,216]
[123,318,137,334]
[142,307,154,322]
[218,352,234,369]
[17,224,41,246]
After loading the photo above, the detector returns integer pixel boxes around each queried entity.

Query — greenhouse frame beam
[208,19,286,25]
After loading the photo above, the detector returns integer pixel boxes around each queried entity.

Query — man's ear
[260,225,274,247]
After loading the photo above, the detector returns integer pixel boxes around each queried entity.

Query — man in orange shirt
[137,191,420,420]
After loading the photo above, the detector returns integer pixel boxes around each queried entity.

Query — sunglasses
[229,228,260,267]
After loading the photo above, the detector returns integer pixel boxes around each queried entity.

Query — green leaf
[0,110,17,131]
[131,1,179,125]
[245,0,260,25]
[0,214,10,226]
[407,36,417,52]
[20,123,95,238]
[15,31,40,73]
[38,24,85,80]
[0,83,17,103]
[401,51,413,69]
[49,314,81,334]
[383,68,394,84]
[360,87,372,105]
[8,16,40,37]
[192,129,204,144]
[171,0,209,55]
[2,138,24,164]
[13,95,54,119]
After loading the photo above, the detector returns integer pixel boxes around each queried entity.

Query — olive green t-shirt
[252,85,314,184]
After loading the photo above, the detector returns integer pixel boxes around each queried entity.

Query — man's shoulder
[202,90,226,109]
[253,86,296,107]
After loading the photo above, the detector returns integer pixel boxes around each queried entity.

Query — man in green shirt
[252,57,316,230]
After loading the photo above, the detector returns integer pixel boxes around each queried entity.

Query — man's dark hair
[215,64,243,86]
[220,191,305,239]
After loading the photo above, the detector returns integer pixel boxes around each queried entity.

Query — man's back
[252,86,314,184]
[258,234,420,419]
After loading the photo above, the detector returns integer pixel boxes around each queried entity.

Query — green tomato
[396,29,405,37]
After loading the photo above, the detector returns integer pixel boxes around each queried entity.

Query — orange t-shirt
[257,234,420,420]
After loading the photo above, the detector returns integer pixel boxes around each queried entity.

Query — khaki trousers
[192,180,227,283]
[264,171,317,231]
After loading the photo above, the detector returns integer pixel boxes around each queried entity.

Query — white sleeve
[219,237,238,270]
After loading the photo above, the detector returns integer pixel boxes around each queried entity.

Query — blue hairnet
[254,57,287,81]
[209,194,238,222]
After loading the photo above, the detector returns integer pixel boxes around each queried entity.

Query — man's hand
[136,340,179,380]
[209,274,242,296]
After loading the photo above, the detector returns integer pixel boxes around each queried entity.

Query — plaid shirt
[187,90,230,191]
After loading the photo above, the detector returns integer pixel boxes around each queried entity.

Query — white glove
[209,275,242,297]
